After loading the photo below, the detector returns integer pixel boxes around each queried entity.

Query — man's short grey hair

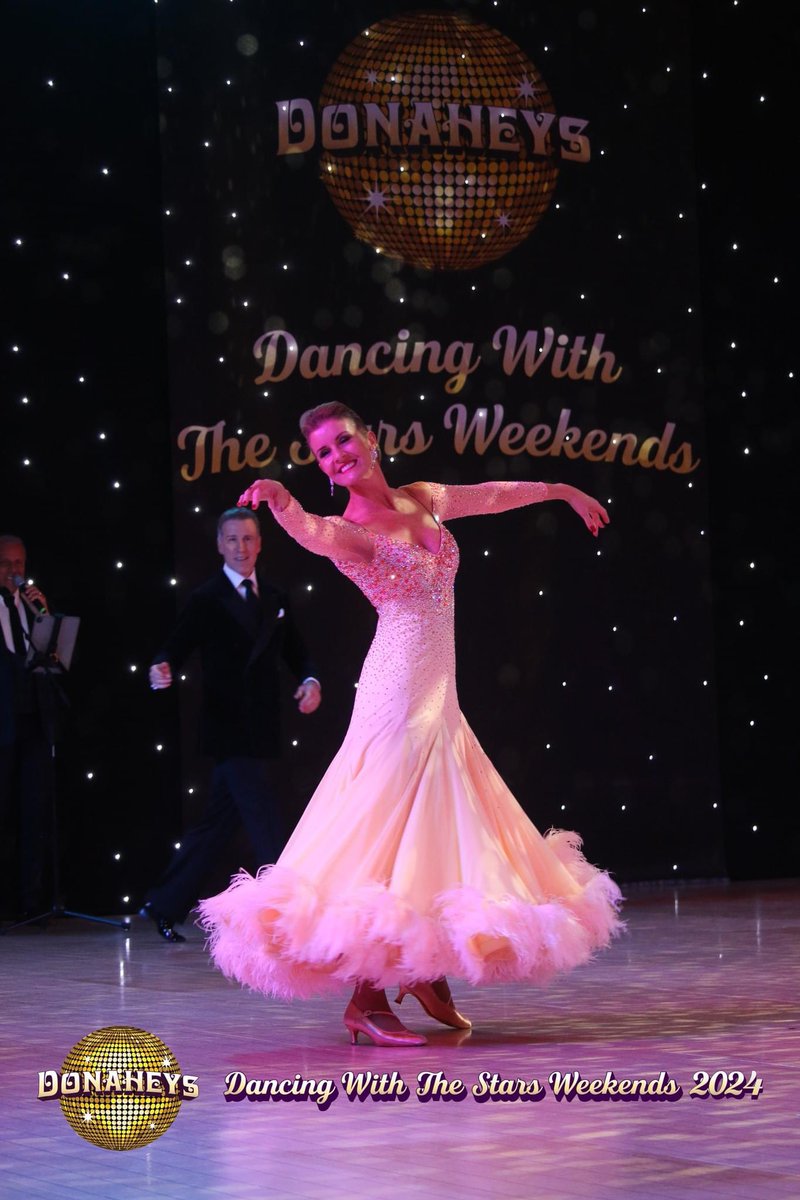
[216,508,261,535]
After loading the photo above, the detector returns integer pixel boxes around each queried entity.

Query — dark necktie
[241,578,260,617]
[2,591,27,656]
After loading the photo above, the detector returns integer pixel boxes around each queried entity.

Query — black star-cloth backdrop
[155,0,723,882]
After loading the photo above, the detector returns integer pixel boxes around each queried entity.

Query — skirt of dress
[198,711,624,999]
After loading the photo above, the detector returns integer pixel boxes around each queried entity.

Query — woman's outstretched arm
[237,480,372,562]
[412,480,610,537]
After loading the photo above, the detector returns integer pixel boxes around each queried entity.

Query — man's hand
[294,679,321,714]
[149,662,173,691]
[22,584,48,614]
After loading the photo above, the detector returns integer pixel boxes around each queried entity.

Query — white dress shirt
[222,563,259,600]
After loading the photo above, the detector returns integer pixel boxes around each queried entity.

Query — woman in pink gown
[199,402,623,1045]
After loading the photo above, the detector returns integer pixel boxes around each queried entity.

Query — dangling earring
[370,447,379,466]
[329,477,335,496]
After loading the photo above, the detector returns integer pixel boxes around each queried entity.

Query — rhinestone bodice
[333,522,458,617]
[331,521,461,735]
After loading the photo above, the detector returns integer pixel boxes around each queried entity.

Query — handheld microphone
[12,574,47,615]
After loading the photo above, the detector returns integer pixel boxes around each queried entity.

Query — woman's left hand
[566,488,610,537]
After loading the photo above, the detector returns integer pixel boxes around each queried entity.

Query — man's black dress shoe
[139,902,186,943]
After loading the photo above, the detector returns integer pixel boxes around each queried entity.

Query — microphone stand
[3,604,129,934]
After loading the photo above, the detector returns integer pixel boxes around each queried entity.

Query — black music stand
[2,611,130,933]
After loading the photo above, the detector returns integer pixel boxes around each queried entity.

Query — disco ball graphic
[319,12,559,270]
[59,1026,182,1151]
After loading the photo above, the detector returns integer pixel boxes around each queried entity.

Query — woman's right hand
[238,479,290,512]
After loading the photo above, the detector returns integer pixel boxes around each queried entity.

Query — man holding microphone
[0,534,52,919]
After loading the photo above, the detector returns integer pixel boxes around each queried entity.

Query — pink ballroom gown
[198,480,623,997]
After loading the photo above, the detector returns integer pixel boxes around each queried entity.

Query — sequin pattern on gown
[199,483,623,998]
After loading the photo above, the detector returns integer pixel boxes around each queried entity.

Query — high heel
[396,982,472,1030]
[343,1000,427,1047]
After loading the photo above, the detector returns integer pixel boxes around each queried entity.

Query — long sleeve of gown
[428,480,549,521]
[270,495,371,561]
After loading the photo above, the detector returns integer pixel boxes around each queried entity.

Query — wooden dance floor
[2,880,798,1199]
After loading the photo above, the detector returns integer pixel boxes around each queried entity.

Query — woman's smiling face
[308,416,376,488]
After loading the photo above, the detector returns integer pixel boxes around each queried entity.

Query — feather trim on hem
[197,830,624,1000]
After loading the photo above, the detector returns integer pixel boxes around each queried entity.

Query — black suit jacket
[0,639,21,747]
[0,615,38,747]
[153,570,315,761]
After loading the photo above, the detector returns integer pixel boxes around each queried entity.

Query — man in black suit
[0,534,53,919]
[141,508,321,941]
